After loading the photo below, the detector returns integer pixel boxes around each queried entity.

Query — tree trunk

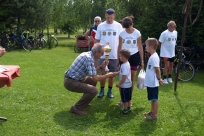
[174,0,191,91]
[68,33,70,38]
[47,25,49,38]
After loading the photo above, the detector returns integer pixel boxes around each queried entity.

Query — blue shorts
[121,87,132,102]
[147,87,158,101]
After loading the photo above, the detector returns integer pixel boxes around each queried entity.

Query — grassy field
[0,32,204,136]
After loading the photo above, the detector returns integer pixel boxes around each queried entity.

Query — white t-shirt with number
[95,21,123,59]
[144,52,160,87]
[119,29,141,55]
[159,30,177,58]
[119,61,132,88]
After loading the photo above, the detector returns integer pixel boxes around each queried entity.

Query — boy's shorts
[121,87,132,103]
[147,87,159,101]
[98,58,118,72]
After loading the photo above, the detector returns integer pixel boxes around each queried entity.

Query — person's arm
[118,36,122,59]
[95,39,100,43]
[92,72,116,82]
[154,67,163,85]
[158,41,162,48]
[137,36,144,69]
[84,30,90,41]
[117,36,123,66]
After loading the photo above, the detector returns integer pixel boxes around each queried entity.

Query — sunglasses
[106,9,115,15]
[94,20,101,22]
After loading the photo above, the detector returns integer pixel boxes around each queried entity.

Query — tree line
[0,0,203,45]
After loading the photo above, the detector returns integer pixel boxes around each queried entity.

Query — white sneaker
[163,79,168,84]
[168,78,173,83]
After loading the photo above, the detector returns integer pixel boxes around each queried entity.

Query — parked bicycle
[8,32,32,51]
[183,44,204,70]
[45,33,58,49]
[34,32,46,50]
[160,46,195,82]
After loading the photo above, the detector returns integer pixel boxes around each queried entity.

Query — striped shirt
[65,51,97,81]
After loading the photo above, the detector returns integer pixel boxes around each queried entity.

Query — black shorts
[147,87,159,101]
[121,87,132,102]
[161,57,174,62]
[129,52,141,66]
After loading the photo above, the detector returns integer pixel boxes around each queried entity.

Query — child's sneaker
[144,114,158,120]
[120,109,128,115]
[143,111,152,117]
[168,78,173,83]
[163,79,168,84]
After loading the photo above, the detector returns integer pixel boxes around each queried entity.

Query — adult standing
[159,21,177,84]
[64,43,116,115]
[84,16,102,48]
[95,8,123,98]
[117,16,144,106]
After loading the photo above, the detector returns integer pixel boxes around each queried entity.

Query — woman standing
[116,16,144,106]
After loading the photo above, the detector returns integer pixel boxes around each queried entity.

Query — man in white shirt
[95,8,123,98]
[159,21,177,84]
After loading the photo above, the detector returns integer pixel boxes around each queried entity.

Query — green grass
[0,33,204,136]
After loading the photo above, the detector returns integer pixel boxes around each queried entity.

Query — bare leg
[100,72,106,87]
[168,62,174,75]
[163,61,170,77]
[108,77,114,87]
[151,100,158,116]
[123,102,128,109]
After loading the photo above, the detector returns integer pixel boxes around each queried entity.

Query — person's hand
[106,72,116,78]
[101,59,109,69]
[159,79,163,86]
[140,61,145,69]
[0,46,6,57]
[116,83,120,88]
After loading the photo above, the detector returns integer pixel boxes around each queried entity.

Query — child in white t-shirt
[115,49,132,114]
[144,38,163,120]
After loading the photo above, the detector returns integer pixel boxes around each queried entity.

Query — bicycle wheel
[22,40,32,51]
[52,37,58,47]
[175,61,195,81]
[5,42,11,52]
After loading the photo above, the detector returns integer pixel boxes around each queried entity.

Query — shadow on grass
[164,92,204,135]
[53,96,145,132]
[135,120,157,136]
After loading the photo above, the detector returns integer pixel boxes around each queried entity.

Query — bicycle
[8,32,32,51]
[184,44,204,70]
[45,33,58,49]
[34,32,46,49]
[160,46,195,82]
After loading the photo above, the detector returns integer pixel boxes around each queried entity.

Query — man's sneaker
[163,79,168,84]
[98,90,104,98]
[168,78,173,83]
[107,91,114,98]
